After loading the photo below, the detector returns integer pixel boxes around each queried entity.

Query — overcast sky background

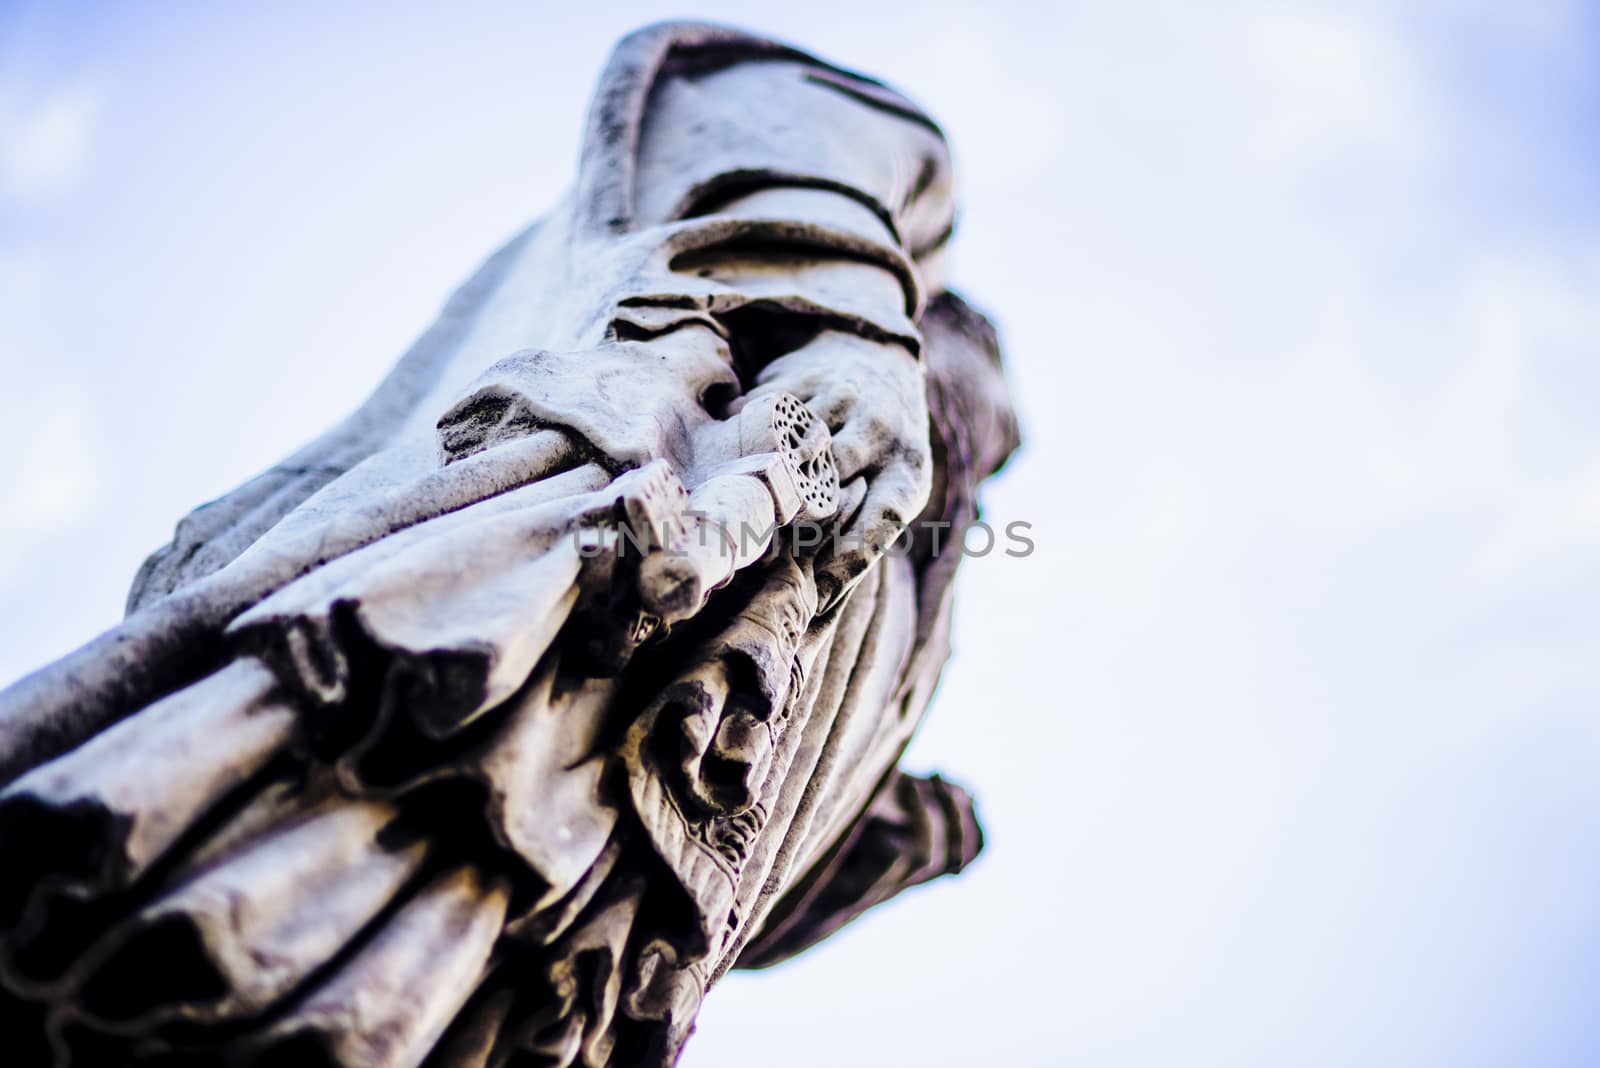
[3,2,1598,1065]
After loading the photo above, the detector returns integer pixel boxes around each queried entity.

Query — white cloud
[0,251,100,584]
[1233,7,1437,177]
[1,83,99,200]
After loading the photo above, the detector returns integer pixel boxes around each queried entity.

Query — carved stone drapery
[0,21,1019,1068]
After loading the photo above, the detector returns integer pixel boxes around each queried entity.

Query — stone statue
[0,21,1019,1067]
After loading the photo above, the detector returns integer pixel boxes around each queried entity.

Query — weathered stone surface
[0,19,1018,1067]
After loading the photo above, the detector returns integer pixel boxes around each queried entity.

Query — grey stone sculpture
[0,20,1019,1068]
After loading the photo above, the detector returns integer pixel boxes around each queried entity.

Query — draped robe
[0,21,1019,1068]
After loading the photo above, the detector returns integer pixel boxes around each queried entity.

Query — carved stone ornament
[0,20,1020,1068]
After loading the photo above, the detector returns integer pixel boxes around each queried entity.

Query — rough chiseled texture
[0,20,1019,1068]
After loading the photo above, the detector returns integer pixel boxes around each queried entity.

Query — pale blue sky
[3,2,1598,1065]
